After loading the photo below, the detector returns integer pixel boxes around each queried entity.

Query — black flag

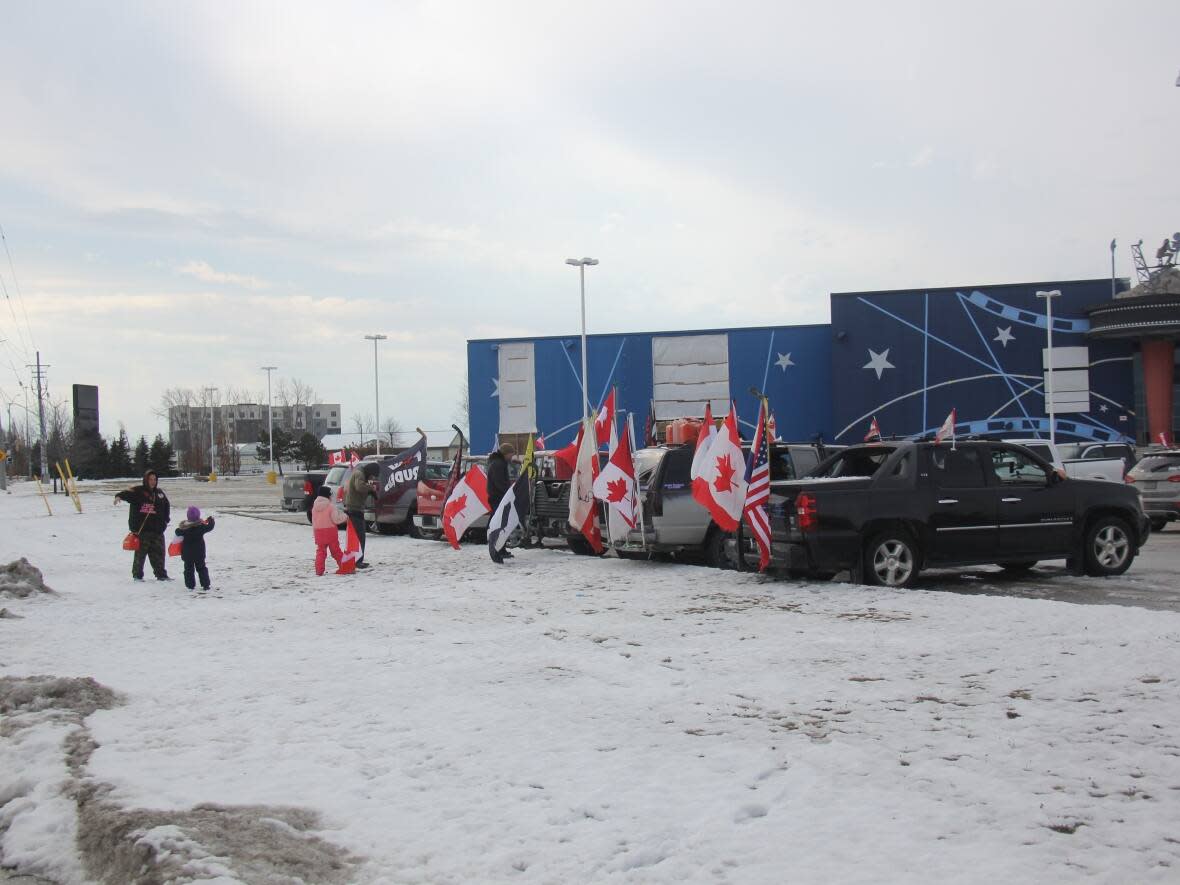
[488,473,531,563]
[376,435,427,508]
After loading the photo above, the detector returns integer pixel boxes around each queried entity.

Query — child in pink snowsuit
[311,487,347,575]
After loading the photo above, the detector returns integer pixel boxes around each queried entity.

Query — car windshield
[1132,454,1180,475]
[812,446,896,478]
[325,466,349,484]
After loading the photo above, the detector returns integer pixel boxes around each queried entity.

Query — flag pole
[629,411,648,552]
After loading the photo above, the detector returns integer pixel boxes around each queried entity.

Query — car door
[921,446,998,564]
[989,444,1076,558]
[654,446,701,544]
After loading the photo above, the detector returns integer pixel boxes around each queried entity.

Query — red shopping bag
[168,539,182,557]
[122,533,140,551]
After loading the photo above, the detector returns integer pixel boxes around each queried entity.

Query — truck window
[814,447,895,478]
[926,447,987,488]
[1023,443,1055,463]
[770,451,796,480]
[791,448,819,477]
[661,447,693,489]
[990,448,1049,485]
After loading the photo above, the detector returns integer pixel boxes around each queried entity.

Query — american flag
[742,399,771,571]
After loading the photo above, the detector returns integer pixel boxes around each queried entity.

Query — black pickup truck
[764,440,1150,587]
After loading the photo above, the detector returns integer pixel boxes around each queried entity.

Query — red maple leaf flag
[338,518,362,575]
[442,464,490,549]
[694,402,747,531]
[689,402,718,512]
[569,417,604,552]
[864,416,882,443]
[593,418,638,536]
[594,388,616,447]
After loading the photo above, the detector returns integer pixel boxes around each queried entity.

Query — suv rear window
[1132,454,1180,475]
[813,446,896,478]
[423,462,452,481]
[325,466,349,484]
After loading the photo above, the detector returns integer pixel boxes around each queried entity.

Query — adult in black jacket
[114,470,171,581]
[486,443,515,512]
[175,506,215,590]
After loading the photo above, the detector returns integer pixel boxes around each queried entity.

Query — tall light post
[1036,290,1062,445]
[261,366,277,478]
[204,386,219,475]
[565,257,599,420]
[364,334,387,456]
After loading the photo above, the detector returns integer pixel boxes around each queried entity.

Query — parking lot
[70,476,1180,612]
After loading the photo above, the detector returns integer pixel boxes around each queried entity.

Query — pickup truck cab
[413,459,482,541]
[766,440,1150,587]
[1004,439,1127,483]
[616,442,833,567]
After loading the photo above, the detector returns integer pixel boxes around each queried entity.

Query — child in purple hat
[174,506,215,591]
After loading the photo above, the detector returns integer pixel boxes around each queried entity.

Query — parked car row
[282,437,1161,589]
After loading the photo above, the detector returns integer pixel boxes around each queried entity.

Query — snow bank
[0,559,53,598]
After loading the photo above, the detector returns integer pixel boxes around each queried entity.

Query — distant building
[169,401,341,472]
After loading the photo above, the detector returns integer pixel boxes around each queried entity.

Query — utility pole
[204,386,219,475]
[28,352,49,480]
[261,366,277,478]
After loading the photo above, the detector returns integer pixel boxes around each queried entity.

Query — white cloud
[177,261,270,290]
[909,145,935,168]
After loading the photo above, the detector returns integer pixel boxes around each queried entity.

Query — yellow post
[34,476,53,515]
[209,471,218,482]
[266,470,278,485]
[63,459,83,512]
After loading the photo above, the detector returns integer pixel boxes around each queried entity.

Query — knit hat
[317,486,332,499]
[186,506,201,521]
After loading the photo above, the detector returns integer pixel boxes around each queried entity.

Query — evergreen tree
[255,427,294,476]
[148,434,175,477]
[109,430,134,478]
[134,436,150,475]
[294,432,327,470]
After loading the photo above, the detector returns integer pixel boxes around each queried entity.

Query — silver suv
[1126,449,1180,532]
[614,442,834,567]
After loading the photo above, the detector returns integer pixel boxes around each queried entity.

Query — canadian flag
[694,402,747,531]
[689,402,718,509]
[568,417,604,553]
[935,409,957,445]
[766,412,778,442]
[593,418,638,535]
[337,519,362,574]
[442,464,490,550]
[594,388,616,447]
[329,450,360,466]
[864,416,882,443]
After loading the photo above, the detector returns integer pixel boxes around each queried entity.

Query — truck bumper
[414,514,440,530]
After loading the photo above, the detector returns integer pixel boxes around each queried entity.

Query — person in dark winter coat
[114,470,171,581]
[174,506,215,590]
[343,461,379,568]
[485,443,515,559]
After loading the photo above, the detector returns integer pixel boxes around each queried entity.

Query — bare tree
[453,380,470,436]
[381,416,404,446]
[351,413,374,436]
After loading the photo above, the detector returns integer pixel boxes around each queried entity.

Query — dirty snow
[2,481,1180,883]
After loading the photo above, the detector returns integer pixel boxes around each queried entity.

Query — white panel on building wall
[1042,346,1090,414]
[652,334,730,420]
[498,342,537,433]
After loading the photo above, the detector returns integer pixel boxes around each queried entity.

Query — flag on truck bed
[443,464,489,550]
[593,416,638,534]
[742,399,771,571]
[488,473,531,562]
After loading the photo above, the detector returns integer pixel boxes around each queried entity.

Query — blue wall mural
[829,280,1136,443]
[467,324,833,454]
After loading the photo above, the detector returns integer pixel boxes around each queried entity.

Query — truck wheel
[863,531,919,588]
[567,536,603,556]
[1082,516,1134,577]
[704,527,732,570]
[407,506,423,539]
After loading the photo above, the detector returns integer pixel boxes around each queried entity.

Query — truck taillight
[1169,475,1180,483]
[796,493,817,532]
[1124,474,1135,483]
[303,480,313,495]
[336,487,344,501]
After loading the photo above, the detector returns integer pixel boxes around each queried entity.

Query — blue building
[467,278,1138,454]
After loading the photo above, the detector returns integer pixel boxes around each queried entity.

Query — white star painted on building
[1099,403,1109,412]
[994,326,1015,348]
[491,378,499,398]
[775,352,795,371]
[863,348,895,380]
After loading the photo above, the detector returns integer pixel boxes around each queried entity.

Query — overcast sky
[1,1,1177,442]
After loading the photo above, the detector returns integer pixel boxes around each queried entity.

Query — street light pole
[364,334,388,456]
[204,386,219,475]
[565,257,599,420]
[261,366,277,475]
[1036,290,1062,446]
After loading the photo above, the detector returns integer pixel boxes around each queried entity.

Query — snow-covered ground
[2,479,1179,883]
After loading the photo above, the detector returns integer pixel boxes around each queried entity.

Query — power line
[0,222,35,356]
